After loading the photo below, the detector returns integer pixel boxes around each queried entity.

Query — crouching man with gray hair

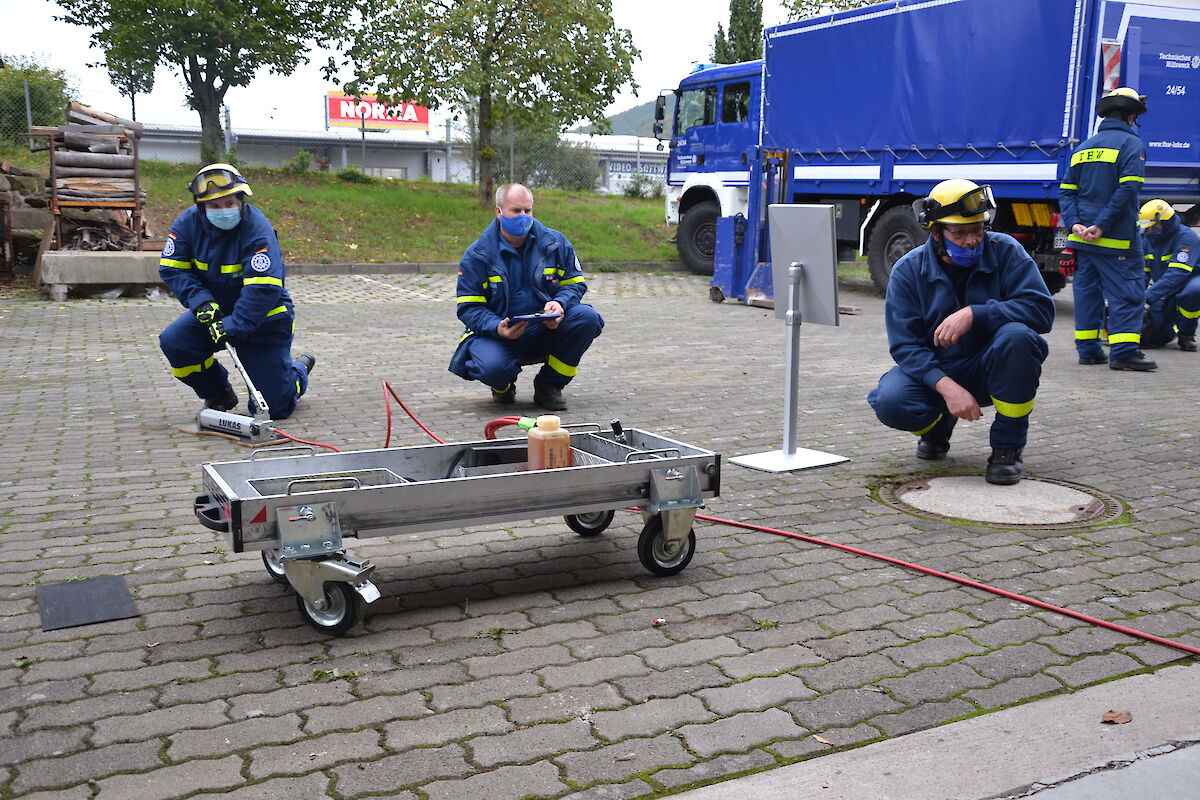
[449,182,604,411]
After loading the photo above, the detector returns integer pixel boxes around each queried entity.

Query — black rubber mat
[36,575,139,631]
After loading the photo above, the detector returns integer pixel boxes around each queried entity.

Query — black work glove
[1057,249,1076,277]
[207,318,228,347]
[194,301,221,325]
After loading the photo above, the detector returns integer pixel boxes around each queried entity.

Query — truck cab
[656,61,761,274]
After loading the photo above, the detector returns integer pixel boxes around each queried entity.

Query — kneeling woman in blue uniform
[158,164,314,418]
[867,180,1055,485]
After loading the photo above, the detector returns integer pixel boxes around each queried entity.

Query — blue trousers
[1073,249,1145,360]
[159,312,309,419]
[867,322,1048,450]
[1145,275,1200,346]
[458,304,603,391]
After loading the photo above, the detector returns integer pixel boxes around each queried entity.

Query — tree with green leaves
[55,0,346,162]
[712,0,763,64]
[0,54,75,144]
[784,0,876,20]
[333,0,638,205]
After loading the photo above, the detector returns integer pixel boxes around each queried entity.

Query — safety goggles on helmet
[187,164,253,202]
[912,183,995,228]
[1138,199,1175,229]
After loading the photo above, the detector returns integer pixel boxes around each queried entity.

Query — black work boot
[533,384,568,411]
[1179,336,1197,352]
[1077,352,1108,365]
[204,381,238,412]
[297,353,317,375]
[986,448,1024,485]
[491,383,516,404]
[916,417,956,461]
[1109,351,1157,371]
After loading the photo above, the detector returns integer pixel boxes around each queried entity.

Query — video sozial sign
[325,92,430,130]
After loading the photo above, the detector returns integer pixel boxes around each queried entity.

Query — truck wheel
[678,201,720,275]
[867,206,925,295]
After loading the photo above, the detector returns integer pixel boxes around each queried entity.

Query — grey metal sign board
[768,204,840,326]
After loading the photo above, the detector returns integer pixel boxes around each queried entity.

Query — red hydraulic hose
[272,427,341,453]
[484,417,523,440]
[691,511,1200,658]
[382,380,445,444]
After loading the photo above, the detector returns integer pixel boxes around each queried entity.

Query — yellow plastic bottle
[527,415,573,470]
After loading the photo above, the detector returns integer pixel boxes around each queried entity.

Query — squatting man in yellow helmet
[1139,198,1200,352]
[867,179,1055,485]
[157,163,315,418]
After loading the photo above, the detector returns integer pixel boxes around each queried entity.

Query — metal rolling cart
[194,424,721,634]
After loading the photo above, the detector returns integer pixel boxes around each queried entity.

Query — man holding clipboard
[449,183,604,411]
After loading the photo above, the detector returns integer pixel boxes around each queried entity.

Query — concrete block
[39,250,162,295]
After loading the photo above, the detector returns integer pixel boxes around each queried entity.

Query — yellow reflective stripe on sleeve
[159,258,191,269]
[1059,183,1078,191]
[266,305,287,317]
[1145,253,1155,260]
[560,277,585,286]
[1067,233,1130,249]
[911,413,944,436]
[194,260,209,271]
[1108,332,1140,345]
[220,264,243,274]
[991,396,1035,418]
[1075,329,1100,340]
[171,356,216,378]
[1119,175,1144,183]
[243,276,283,287]
[1180,307,1200,319]
[543,267,566,276]
[1169,262,1194,273]
[545,354,578,377]
[459,330,475,343]
[487,276,503,283]
[458,295,487,303]
[1070,147,1119,166]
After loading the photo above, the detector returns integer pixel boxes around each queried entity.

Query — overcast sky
[0,0,791,136]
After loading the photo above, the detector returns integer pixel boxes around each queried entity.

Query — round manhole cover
[878,475,1123,529]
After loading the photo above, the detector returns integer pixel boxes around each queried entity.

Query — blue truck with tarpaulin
[653,0,1200,304]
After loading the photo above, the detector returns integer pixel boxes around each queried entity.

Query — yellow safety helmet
[911,179,995,229]
[1096,87,1147,118]
[187,163,254,203]
[1138,199,1175,229]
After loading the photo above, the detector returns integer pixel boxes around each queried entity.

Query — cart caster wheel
[709,286,725,304]
[565,509,615,537]
[261,549,290,585]
[637,517,696,576]
[296,581,359,636]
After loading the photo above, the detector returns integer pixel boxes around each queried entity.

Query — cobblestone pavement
[0,271,1197,799]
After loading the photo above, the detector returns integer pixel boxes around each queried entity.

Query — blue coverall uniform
[867,232,1054,450]
[449,217,603,393]
[1058,118,1146,360]
[1141,215,1200,346]
[158,204,309,419]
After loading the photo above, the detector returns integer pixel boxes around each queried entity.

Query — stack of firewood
[52,103,145,204]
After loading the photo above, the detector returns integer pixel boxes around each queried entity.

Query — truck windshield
[675,86,716,136]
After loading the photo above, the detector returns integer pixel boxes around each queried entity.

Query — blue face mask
[499,212,534,238]
[206,207,242,231]
[943,235,984,267]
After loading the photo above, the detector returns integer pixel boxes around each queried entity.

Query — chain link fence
[1,60,71,149]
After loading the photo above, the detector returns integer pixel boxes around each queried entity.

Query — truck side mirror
[654,95,665,122]
[653,121,663,137]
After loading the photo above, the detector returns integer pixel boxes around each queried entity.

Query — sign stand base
[731,447,849,473]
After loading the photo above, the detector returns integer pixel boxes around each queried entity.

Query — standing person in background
[158,163,315,418]
[1058,87,1156,371]
[449,183,604,411]
[1139,199,1200,352]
